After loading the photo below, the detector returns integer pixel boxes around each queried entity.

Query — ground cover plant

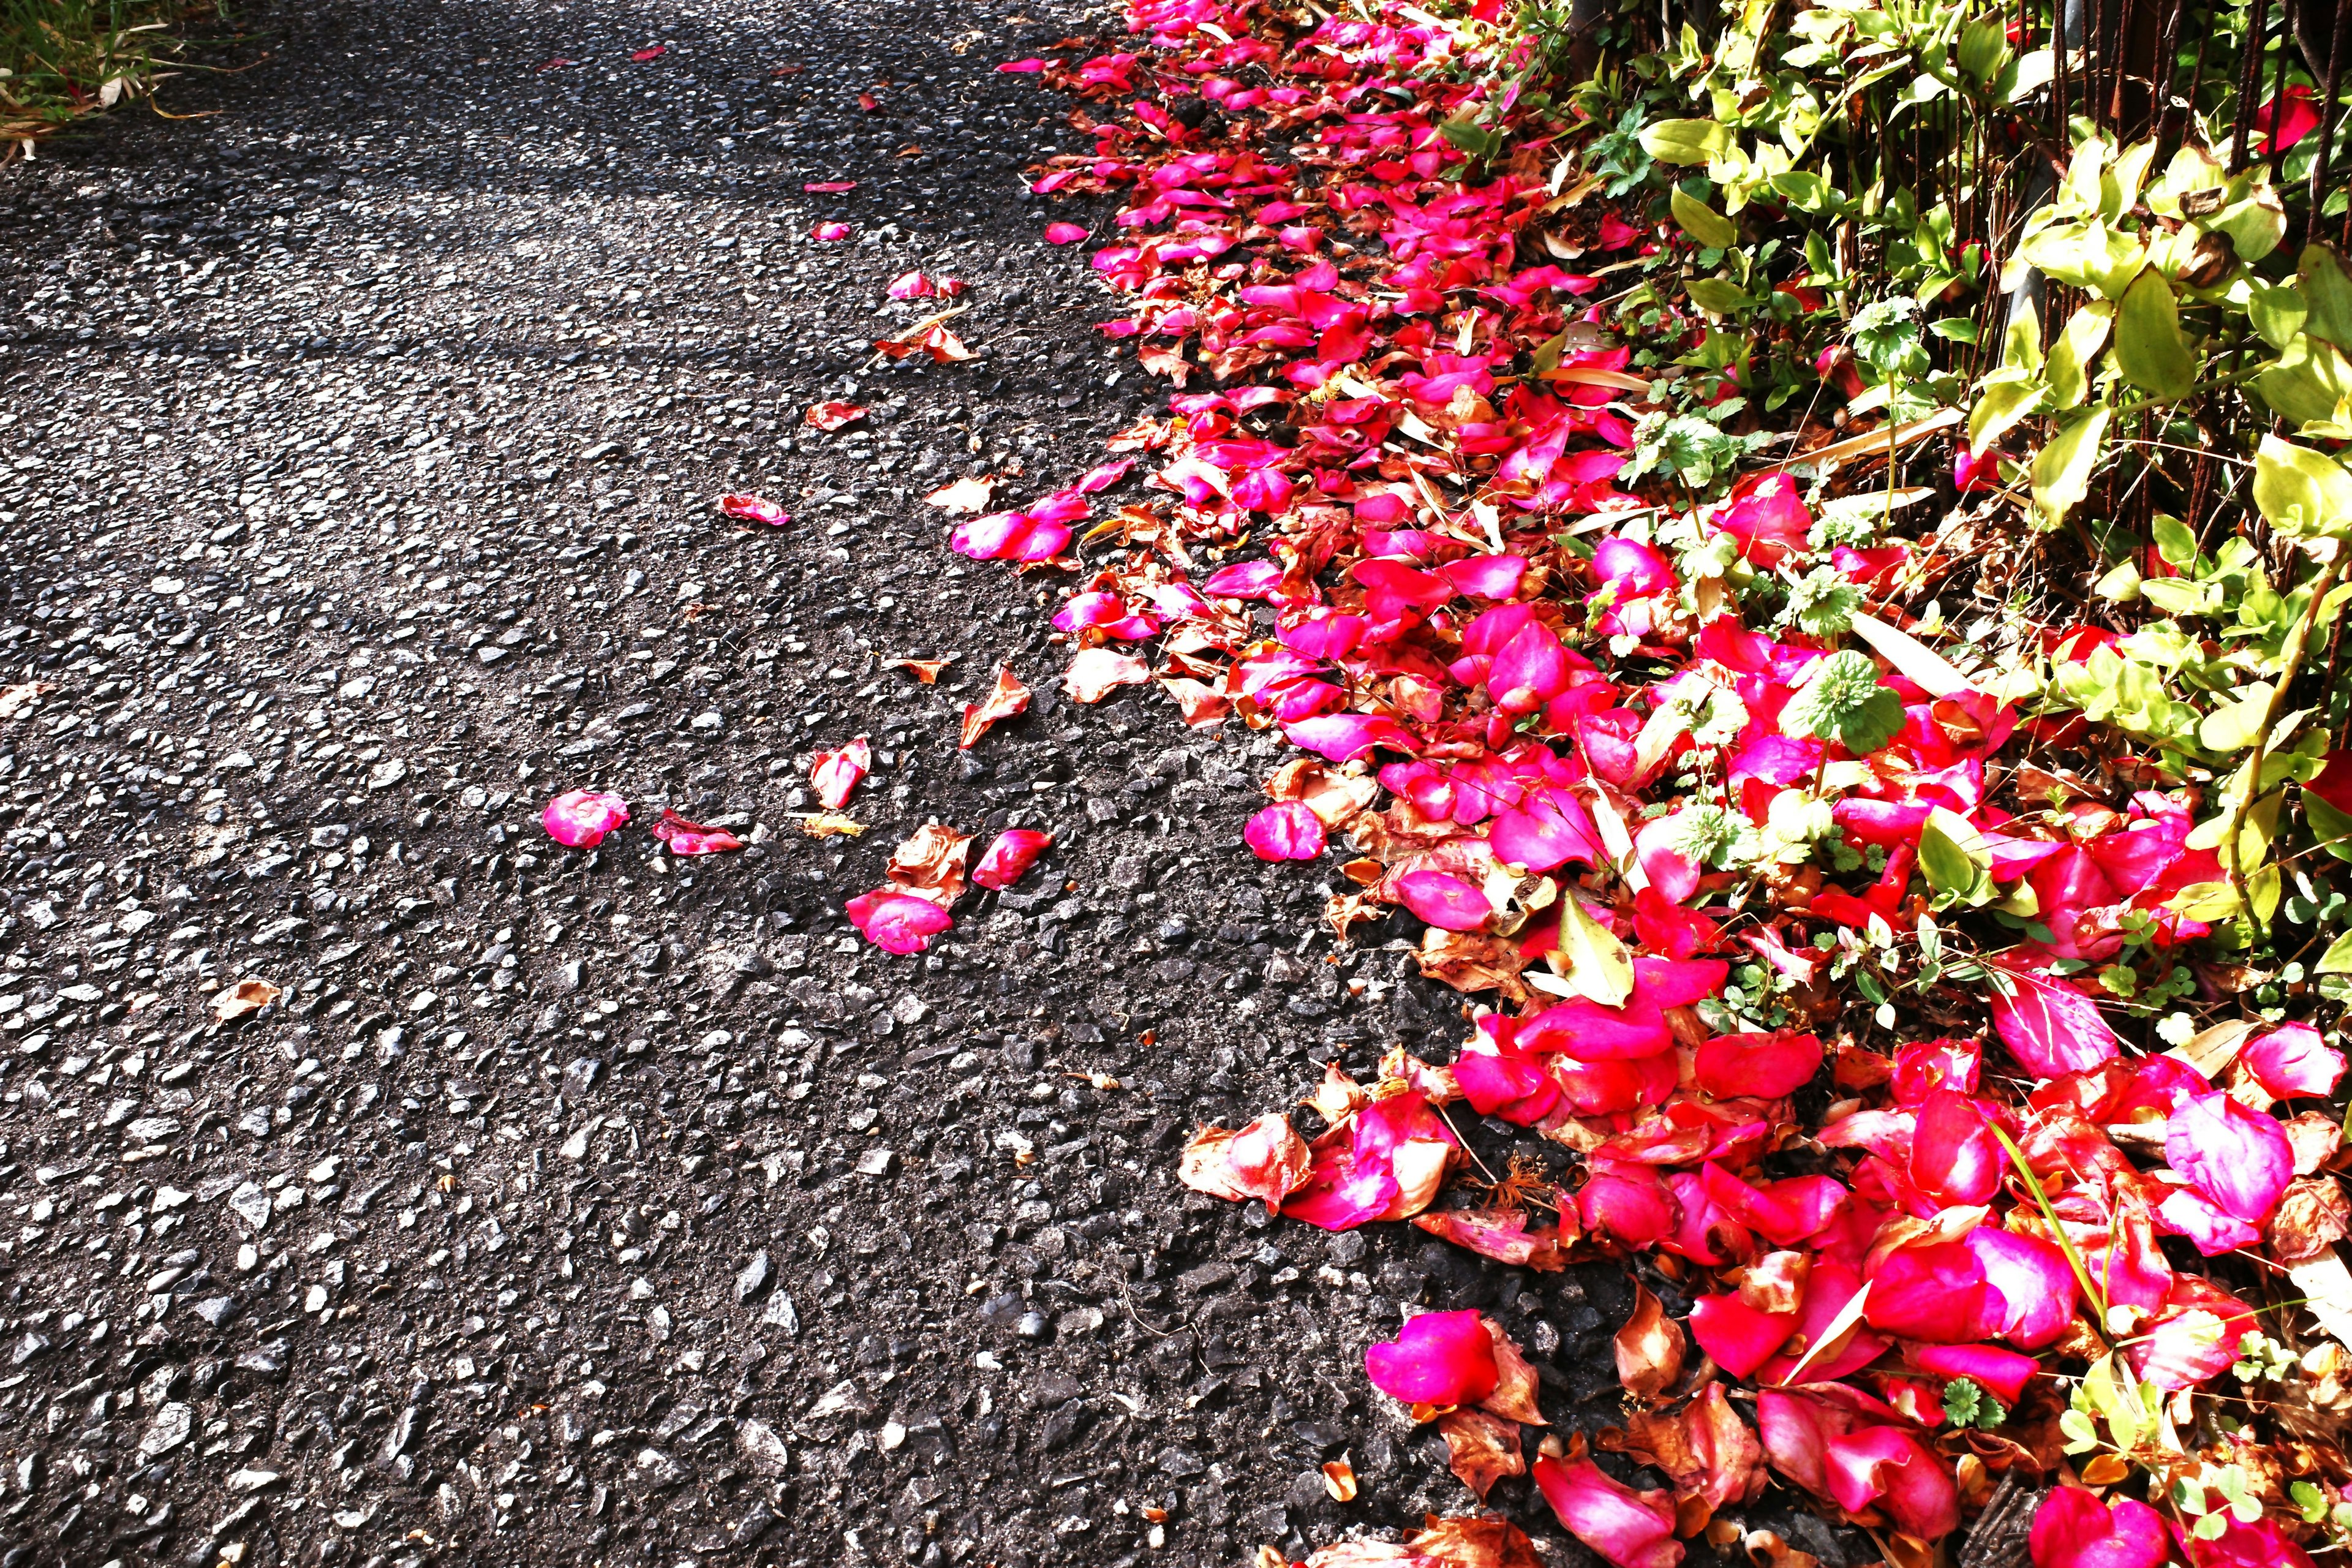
[1,0,226,151]
[690,0,2352,1561]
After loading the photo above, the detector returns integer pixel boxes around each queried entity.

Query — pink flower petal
[1910,1343,2038,1406]
[1245,801,1326,861]
[718,492,790,526]
[809,737,871,810]
[542,789,629,849]
[1363,1310,1497,1406]
[2029,1488,2169,1568]
[2242,1022,2346,1099]
[1988,959,2120,1077]
[649,808,742,856]
[1689,1292,1797,1379]
[1044,222,1090,244]
[972,829,1052,891]
[1396,869,1491,931]
[2166,1090,2292,1223]
[812,222,854,241]
[1692,1031,1822,1099]
[845,890,953,954]
[1532,1457,1683,1568]
[1823,1427,1958,1541]
[1910,1088,2005,1206]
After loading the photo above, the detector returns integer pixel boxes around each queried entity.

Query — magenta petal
[1244,801,1327,861]
[1988,960,2120,1077]
[1823,1427,1958,1541]
[1577,1163,1678,1247]
[1633,814,1702,902]
[971,829,1052,891]
[1363,1310,1498,1406]
[1967,1227,2078,1349]
[1693,1031,1822,1099]
[1396,868,1491,930]
[2166,1090,2292,1223]
[1911,1343,2038,1405]
[2029,1489,2169,1568]
[1523,996,1670,1061]
[1909,1089,2005,1206]
[1532,1457,1683,1568]
[845,891,952,954]
[1487,623,1572,714]
[2156,1186,2264,1256]
[2242,1022,2346,1099]
[542,788,630,848]
[1283,712,1415,763]
[1689,1292,1797,1379]
[1199,560,1286,598]
[1865,1242,1996,1344]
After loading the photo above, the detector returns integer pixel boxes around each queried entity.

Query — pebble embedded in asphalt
[0,1,1646,1563]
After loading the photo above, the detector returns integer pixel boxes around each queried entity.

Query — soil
[0,4,1863,1567]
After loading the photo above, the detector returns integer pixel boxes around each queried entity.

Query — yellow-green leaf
[2113,270,2195,400]
[1671,187,1738,251]
[1556,894,1635,1008]
[2034,404,2111,528]
[2316,928,2352,974]
[2253,434,2352,540]
[1639,119,1732,165]
[2300,242,2352,353]
[2048,301,2115,409]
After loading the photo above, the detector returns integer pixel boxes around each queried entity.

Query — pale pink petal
[2242,1022,2346,1099]
[1822,1427,1958,1541]
[1988,959,2120,1077]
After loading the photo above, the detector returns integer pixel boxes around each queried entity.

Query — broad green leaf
[1919,807,1994,907]
[2113,270,2195,399]
[2048,301,2115,409]
[1684,276,1752,315]
[1768,170,1834,213]
[1556,894,1636,1007]
[2151,513,2198,567]
[2305,792,2352,863]
[2003,296,2044,370]
[2253,434,2352,540]
[2148,143,2226,216]
[2248,282,2309,351]
[2034,404,2111,529]
[1956,15,2007,83]
[2139,576,2220,614]
[1640,118,1732,165]
[2108,139,2160,220]
[2094,559,2143,600]
[1672,187,1738,250]
[2300,242,2352,353]
[2214,176,2287,265]
[2316,928,2352,974]
[1967,369,2046,455]
[2255,333,2352,428]
[2199,684,2277,752]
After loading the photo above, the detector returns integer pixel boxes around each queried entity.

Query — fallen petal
[543,788,630,848]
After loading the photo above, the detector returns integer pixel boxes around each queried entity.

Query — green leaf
[2305,792,2352,863]
[2113,270,2195,400]
[1957,15,2008,83]
[1684,276,1752,316]
[2033,404,2111,529]
[2248,282,2309,352]
[2152,513,2199,567]
[1929,317,1980,344]
[1639,118,1732,166]
[2302,243,2352,352]
[2255,332,2352,428]
[1920,807,1995,907]
[1768,170,1834,214]
[1438,115,1505,162]
[1672,186,1738,251]
[1968,369,2047,455]
[2253,434,2352,540]
[1781,649,1906,755]
[2047,301,2115,410]
[2314,928,2352,975]
[2214,177,2288,266]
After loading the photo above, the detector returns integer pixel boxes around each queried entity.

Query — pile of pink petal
[542,788,744,856]
[924,1,2352,1566]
